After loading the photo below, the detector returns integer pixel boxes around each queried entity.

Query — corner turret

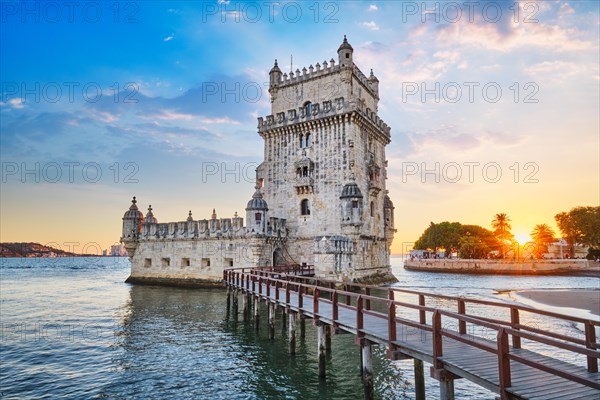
[121,196,144,257]
[269,59,282,88]
[368,69,380,98]
[246,186,268,234]
[338,35,353,68]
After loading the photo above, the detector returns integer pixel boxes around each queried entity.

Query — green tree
[491,213,514,258]
[530,224,556,259]
[458,234,490,259]
[414,222,463,255]
[555,206,600,257]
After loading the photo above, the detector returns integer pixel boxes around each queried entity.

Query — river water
[1,256,598,399]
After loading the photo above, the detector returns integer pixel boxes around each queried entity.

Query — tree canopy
[414,221,500,257]
[555,206,600,254]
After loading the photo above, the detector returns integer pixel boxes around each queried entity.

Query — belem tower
[121,37,396,286]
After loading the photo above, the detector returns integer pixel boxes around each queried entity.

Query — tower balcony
[295,177,314,194]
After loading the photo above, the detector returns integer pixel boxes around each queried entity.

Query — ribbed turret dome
[246,187,268,210]
[337,35,353,52]
[269,59,282,74]
[145,205,157,224]
[123,197,144,219]
[340,182,363,199]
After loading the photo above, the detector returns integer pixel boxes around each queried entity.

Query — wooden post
[289,312,296,355]
[325,325,332,352]
[242,293,249,319]
[585,321,598,372]
[458,300,466,335]
[268,302,275,340]
[232,290,238,320]
[497,328,512,399]
[510,307,521,349]
[357,296,364,338]
[317,323,327,379]
[365,287,371,310]
[439,378,455,400]
[361,340,374,400]
[254,296,260,331]
[414,359,425,400]
[281,309,287,335]
[226,286,231,310]
[432,310,442,369]
[299,312,306,339]
[419,295,426,324]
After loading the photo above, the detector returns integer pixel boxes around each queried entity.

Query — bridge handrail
[223,268,600,382]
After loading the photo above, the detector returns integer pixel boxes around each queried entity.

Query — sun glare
[515,233,531,245]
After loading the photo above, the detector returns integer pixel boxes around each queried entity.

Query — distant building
[110,245,128,257]
[544,239,588,259]
[121,37,396,286]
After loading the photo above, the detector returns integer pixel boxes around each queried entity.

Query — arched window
[299,134,304,148]
[302,166,308,177]
[370,201,375,217]
[352,200,359,209]
[304,101,312,117]
[305,133,311,146]
[300,199,310,216]
[255,213,262,223]
[296,167,302,177]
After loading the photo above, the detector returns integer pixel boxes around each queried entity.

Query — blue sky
[1,0,599,254]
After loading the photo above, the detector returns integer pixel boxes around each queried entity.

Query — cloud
[368,5,378,12]
[163,34,175,42]
[1,98,26,110]
[559,3,575,16]
[360,21,380,31]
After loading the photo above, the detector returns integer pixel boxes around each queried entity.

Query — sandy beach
[515,289,600,317]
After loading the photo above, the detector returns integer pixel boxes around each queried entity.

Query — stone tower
[256,36,395,281]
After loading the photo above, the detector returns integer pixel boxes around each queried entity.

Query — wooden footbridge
[223,266,600,399]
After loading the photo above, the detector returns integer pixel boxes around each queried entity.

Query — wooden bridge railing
[223,268,600,394]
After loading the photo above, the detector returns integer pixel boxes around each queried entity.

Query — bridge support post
[232,290,238,320]
[268,302,275,340]
[360,339,374,400]
[226,286,231,310]
[439,377,454,400]
[281,310,287,335]
[414,359,425,400]
[317,323,327,379]
[242,293,248,319]
[325,326,332,352]
[299,313,306,339]
[288,312,296,355]
[254,296,260,331]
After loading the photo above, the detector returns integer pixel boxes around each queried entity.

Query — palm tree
[491,213,513,258]
[530,224,556,259]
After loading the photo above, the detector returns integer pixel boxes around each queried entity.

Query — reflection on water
[0,256,597,399]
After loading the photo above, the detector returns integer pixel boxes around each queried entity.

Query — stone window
[201,258,210,268]
[255,212,262,223]
[300,199,310,216]
[304,101,312,117]
[299,134,304,148]
[181,258,190,267]
[352,200,359,209]
[305,133,311,146]
[144,258,152,268]
[224,258,234,267]
[161,257,170,268]
[370,201,375,217]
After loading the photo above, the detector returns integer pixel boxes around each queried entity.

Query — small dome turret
[338,35,354,68]
[340,182,363,199]
[123,196,144,220]
[187,210,194,222]
[269,59,283,88]
[145,205,157,224]
[246,186,268,210]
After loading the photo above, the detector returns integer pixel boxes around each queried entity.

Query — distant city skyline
[1,1,598,255]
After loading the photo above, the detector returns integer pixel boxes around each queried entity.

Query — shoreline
[512,289,600,317]
[404,259,600,277]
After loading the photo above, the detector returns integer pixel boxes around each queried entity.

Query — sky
[1,0,598,255]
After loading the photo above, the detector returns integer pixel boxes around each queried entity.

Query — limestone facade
[121,37,396,286]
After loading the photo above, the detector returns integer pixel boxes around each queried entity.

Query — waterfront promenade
[224,266,600,400]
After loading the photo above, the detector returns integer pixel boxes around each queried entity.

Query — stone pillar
[288,312,296,355]
[242,293,249,319]
[361,340,374,400]
[414,359,425,400]
[325,326,332,352]
[268,302,275,340]
[232,290,238,320]
[317,323,327,379]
